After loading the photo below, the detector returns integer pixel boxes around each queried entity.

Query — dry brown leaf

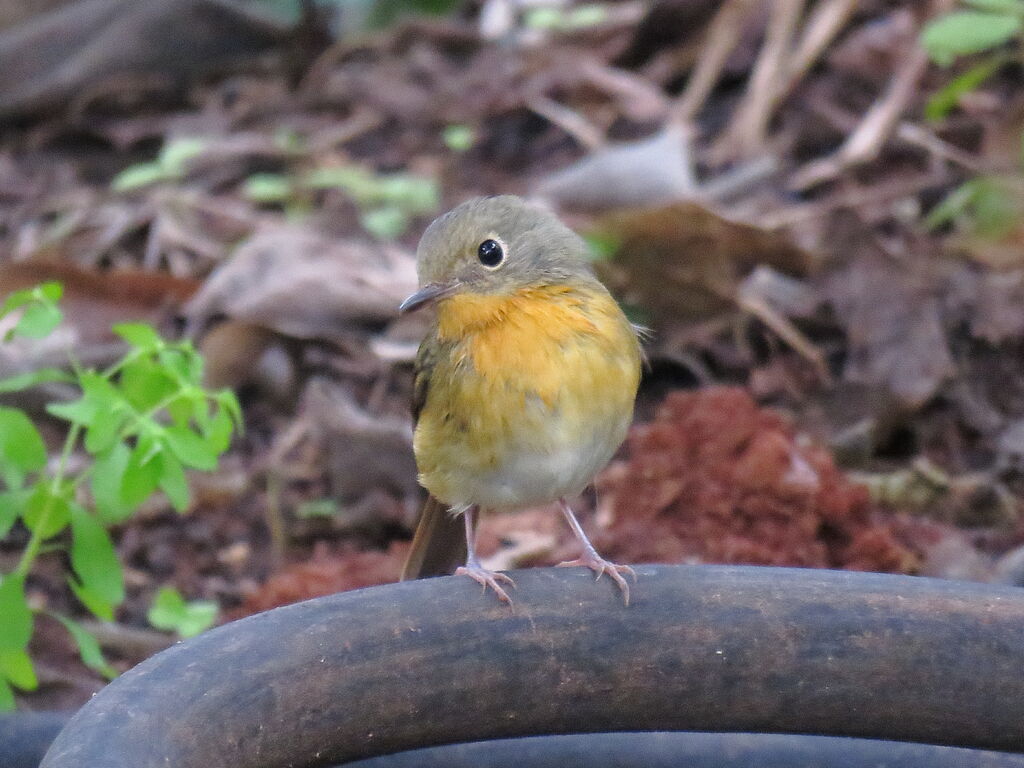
[184,225,418,341]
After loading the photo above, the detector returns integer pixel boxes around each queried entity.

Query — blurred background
[2,0,1024,712]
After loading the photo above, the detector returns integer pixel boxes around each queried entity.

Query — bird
[399,195,642,604]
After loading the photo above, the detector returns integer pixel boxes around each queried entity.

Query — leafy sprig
[0,285,240,709]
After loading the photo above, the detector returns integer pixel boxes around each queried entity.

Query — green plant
[243,164,440,239]
[921,2,1024,237]
[921,0,1024,118]
[147,587,218,639]
[111,137,208,192]
[0,284,241,709]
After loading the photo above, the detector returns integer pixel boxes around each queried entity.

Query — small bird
[399,196,642,604]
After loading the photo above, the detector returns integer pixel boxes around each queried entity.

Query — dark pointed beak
[399,281,460,313]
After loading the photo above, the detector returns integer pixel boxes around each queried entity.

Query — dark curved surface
[0,712,70,768]
[42,566,1024,768]
[348,733,1024,768]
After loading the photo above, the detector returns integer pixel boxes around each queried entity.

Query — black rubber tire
[41,566,1024,767]
[0,712,69,768]
[347,732,1024,768]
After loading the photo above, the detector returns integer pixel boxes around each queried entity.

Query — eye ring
[477,238,505,268]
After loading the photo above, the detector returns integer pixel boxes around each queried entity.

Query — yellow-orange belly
[413,284,641,512]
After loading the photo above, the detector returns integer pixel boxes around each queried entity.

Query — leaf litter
[2,0,1024,709]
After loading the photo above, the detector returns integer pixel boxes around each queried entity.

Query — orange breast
[415,283,641,511]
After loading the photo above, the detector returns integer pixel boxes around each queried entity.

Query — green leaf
[69,580,113,622]
[0,489,28,538]
[0,649,37,691]
[0,678,13,711]
[70,505,124,610]
[48,372,121,427]
[965,0,1024,13]
[926,53,1010,120]
[14,301,62,339]
[37,282,62,302]
[159,346,203,385]
[84,408,127,455]
[296,498,339,518]
[0,407,47,489]
[218,389,243,430]
[921,12,1021,66]
[22,484,71,539]
[91,442,134,524]
[159,137,206,174]
[158,452,190,512]
[1,283,62,337]
[147,586,218,638]
[176,601,218,638]
[360,206,409,240]
[1,287,34,316]
[51,614,117,680]
[120,442,162,508]
[163,426,217,471]
[0,575,32,650]
[111,162,167,192]
[204,405,233,454]
[244,173,294,203]
[112,323,163,351]
[46,397,99,427]
[442,124,475,152]
[119,357,178,412]
[0,367,74,394]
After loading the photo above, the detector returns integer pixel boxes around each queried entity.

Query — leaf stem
[15,422,81,578]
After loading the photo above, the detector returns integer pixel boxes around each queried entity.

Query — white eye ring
[477,235,507,269]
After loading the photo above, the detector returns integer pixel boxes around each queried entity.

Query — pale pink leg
[556,499,636,606]
[455,506,516,604]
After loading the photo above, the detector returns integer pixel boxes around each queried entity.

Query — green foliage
[2,282,62,341]
[922,10,1021,66]
[524,3,608,31]
[0,285,241,709]
[925,176,1024,237]
[921,0,1024,116]
[111,137,208,192]
[442,124,476,152]
[295,498,340,518]
[925,52,1011,120]
[921,2,1024,237]
[147,587,218,638]
[243,164,440,239]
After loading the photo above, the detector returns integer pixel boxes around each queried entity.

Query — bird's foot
[455,564,516,604]
[557,551,636,606]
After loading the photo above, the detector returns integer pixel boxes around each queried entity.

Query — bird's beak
[399,281,460,313]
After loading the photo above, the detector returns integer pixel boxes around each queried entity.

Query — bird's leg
[556,499,636,606]
[454,506,516,603]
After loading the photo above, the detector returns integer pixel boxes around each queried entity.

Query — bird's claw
[557,553,636,605]
[455,565,516,604]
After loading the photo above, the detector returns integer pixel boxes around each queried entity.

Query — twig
[736,291,832,384]
[79,621,175,658]
[670,0,759,125]
[789,0,954,190]
[527,95,605,150]
[780,0,858,95]
[789,43,930,190]
[713,0,806,160]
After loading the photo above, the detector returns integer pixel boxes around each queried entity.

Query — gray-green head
[400,196,597,312]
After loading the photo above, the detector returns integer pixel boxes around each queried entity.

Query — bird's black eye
[477,238,504,268]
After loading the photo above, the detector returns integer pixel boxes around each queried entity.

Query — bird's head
[400,196,596,313]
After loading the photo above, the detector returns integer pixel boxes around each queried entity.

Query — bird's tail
[401,496,468,580]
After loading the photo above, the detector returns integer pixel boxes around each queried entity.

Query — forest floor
[3,0,1024,710]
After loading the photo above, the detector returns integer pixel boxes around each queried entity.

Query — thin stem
[15,422,82,578]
